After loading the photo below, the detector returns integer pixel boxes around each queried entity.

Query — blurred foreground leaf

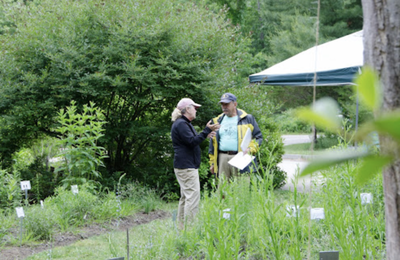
[354,67,381,111]
[296,97,341,132]
[355,155,392,185]
[355,111,400,143]
[373,112,400,142]
[300,149,369,176]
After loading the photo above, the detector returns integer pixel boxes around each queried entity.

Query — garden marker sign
[360,193,373,204]
[20,181,31,190]
[15,207,25,218]
[20,180,31,202]
[286,205,300,217]
[71,185,79,195]
[222,208,231,220]
[319,250,339,260]
[310,208,325,220]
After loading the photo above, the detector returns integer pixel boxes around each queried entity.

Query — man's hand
[210,165,214,174]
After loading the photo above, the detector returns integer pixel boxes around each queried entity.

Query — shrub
[0,0,252,189]
[257,121,287,189]
[275,109,310,133]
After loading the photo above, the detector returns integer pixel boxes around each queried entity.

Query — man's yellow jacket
[208,109,263,175]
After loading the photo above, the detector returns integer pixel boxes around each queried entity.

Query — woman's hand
[206,120,220,131]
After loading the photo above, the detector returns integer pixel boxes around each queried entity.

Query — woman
[171,98,219,227]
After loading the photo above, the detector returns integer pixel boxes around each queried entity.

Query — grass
[21,160,385,259]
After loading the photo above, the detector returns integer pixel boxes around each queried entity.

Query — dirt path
[0,210,170,260]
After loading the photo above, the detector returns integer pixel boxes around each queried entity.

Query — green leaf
[354,67,381,111]
[296,97,341,132]
[355,155,392,185]
[300,149,370,176]
[373,112,400,142]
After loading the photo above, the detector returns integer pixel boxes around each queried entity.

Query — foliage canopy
[0,0,252,186]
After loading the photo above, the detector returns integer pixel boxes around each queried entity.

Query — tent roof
[249,30,363,86]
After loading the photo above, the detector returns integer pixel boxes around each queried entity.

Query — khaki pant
[218,153,238,180]
[174,168,200,226]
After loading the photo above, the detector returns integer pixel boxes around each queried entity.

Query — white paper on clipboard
[240,128,252,151]
[228,128,254,170]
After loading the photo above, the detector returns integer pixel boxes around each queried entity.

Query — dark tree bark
[362,0,400,259]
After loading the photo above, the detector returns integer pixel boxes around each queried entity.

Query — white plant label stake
[310,208,325,220]
[71,185,79,195]
[360,193,373,205]
[222,208,231,220]
[286,205,300,217]
[16,207,25,218]
[40,200,44,209]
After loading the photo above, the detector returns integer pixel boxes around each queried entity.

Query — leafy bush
[256,120,287,189]
[0,0,252,189]
[274,109,310,133]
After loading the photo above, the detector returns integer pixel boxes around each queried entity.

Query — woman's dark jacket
[171,116,211,169]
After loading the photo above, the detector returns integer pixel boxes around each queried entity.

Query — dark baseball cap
[219,93,237,103]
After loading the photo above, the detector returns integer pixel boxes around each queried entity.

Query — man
[209,93,263,180]
[171,98,220,227]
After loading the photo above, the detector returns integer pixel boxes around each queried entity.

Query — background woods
[0,0,362,198]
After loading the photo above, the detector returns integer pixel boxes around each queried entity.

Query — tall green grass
[25,158,385,259]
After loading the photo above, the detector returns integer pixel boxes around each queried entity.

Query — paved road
[278,159,313,192]
[278,135,315,192]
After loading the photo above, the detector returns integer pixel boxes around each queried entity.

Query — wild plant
[55,100,107,187]
[91,192,120,221]
[0,169,22,209]
[285,171,308,259]
[250,173,289,259]
[118,181,162,214]
[140,190,162,214]
[198,176,249,259]
[316,160,385,258]
[48,185,98,230]
[24,205,55,240]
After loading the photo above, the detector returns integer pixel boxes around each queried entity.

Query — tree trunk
[362,0,400,259]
